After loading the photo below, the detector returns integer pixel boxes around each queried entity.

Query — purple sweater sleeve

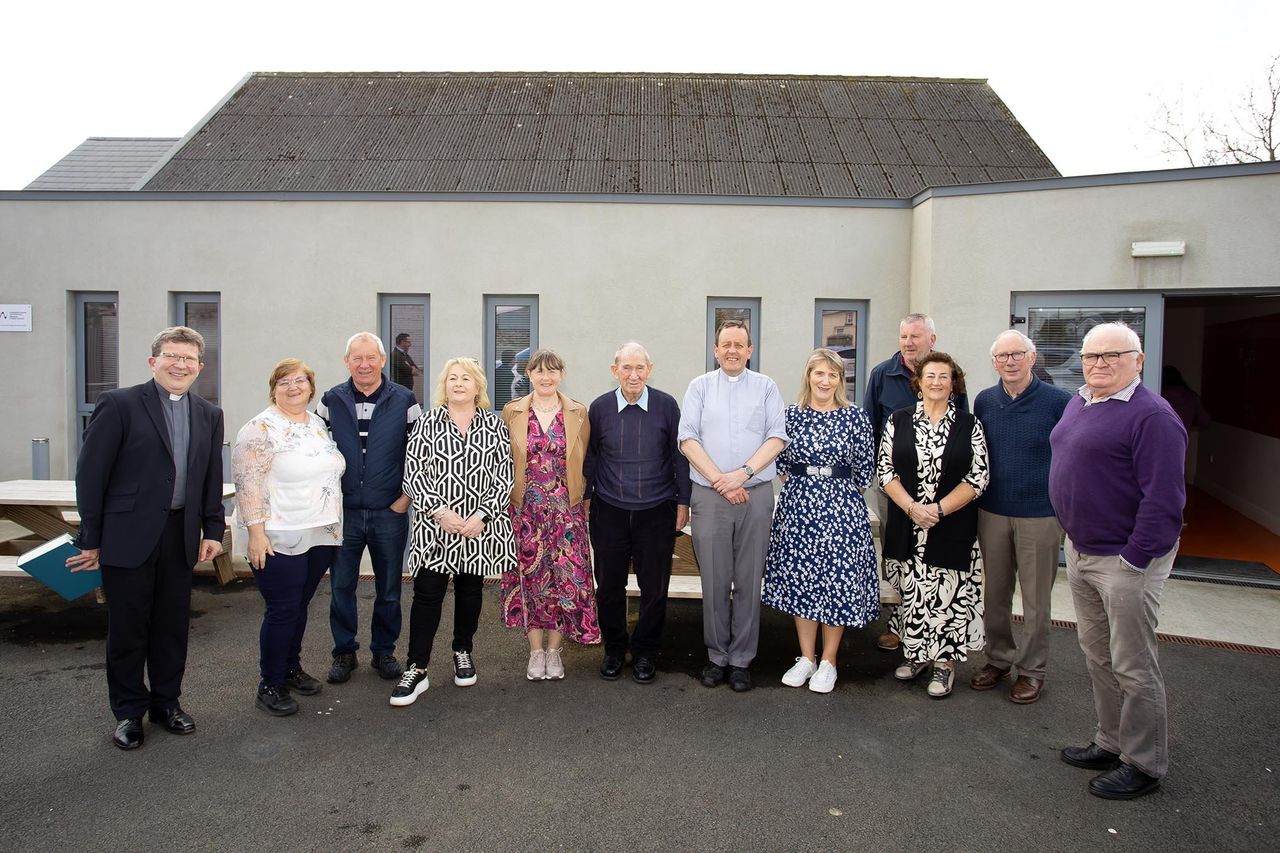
[1122,408,1189,569]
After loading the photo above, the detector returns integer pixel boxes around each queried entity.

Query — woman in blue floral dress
[499,350,600,681]
[763,349,879,694]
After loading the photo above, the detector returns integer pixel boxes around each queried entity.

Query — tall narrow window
[74,292,119,442]
[380,295,431,406]
[706,297,761,372]
[171,293,220,405]
[485,296,538,411]
[814,299,869,403]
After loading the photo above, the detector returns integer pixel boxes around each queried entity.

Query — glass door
[1011,292,1164,393]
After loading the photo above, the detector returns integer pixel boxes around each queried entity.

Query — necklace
[532,399,561,413]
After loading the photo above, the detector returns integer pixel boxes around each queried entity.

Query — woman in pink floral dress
[500,350,600,680]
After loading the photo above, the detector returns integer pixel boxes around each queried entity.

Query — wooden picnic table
[0,479,238,585]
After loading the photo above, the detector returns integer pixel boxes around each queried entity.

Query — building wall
[923,172,1280,390]
[0,198,912,479]
[2,171,1277,488]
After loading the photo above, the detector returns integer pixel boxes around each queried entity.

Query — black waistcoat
[881,407,980,573]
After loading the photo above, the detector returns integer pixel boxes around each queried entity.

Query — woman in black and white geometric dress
[390,357,517,707]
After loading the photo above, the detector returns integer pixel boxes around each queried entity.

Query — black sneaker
[285,669,322,696]
[453,650,478,687]
[256,684,298,717]
[700,662,726,688]
[372,654,402,680]
[389,666,429,707]
[327,652,357,684]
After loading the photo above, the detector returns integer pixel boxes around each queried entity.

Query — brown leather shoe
[1008,675,1043,704]
[876,631,900,651]
[968,664,1010,690]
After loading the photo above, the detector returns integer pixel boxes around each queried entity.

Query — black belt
[788,464,853,478]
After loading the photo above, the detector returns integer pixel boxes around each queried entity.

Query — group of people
[70,313,1187,802]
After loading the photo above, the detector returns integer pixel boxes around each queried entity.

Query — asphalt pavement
[1,576,1276,853]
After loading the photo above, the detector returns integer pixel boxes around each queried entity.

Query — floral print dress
[876,402,989,663]
[500,409,600,643]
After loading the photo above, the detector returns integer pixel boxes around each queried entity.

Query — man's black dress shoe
[148,706,196,735]
[1061,742,1122,770]
[700,662,726,688]
[113,718,144,750]
[632,656,656,684]
[599,655,625,681]
[727,666,753,693]
[1088,763,1161,800]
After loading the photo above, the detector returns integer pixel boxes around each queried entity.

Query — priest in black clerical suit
[70,326,225,751]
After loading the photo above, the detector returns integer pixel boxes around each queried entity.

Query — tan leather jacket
[501,392,590,508]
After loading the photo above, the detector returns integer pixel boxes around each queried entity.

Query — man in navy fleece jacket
[1049,323,1186,801]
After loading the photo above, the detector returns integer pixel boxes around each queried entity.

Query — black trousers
[100,511,193,720]
[589,496,676,659]
[407,571,483,666]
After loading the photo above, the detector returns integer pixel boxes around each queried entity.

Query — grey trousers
[977,511,1062,680]
[690,482,775,668]
[1066,536,1176,779]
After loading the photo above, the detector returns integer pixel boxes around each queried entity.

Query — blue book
[17,534,101,602]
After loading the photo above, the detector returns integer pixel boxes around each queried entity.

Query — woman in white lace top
[232,358,345,717]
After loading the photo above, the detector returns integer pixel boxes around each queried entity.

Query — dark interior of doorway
[1164,292,1280,580]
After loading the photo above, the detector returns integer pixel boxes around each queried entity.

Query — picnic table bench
[0,479,238,586]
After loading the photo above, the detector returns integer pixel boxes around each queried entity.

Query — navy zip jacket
[319,376,419,510]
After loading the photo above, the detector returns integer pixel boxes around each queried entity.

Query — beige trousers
[1066,536,1176,779]
[977,511,1062,680]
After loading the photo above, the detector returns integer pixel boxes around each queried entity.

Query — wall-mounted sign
[0,305,33,332]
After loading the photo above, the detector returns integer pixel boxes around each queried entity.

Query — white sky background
[1,0,1276,189]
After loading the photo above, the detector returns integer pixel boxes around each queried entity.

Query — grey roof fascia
[1,189,912,209]
[909,161,1280,206]
[132,73,255,190]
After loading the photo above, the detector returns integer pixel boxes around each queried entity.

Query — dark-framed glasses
[1080,350,1139,366]
[992,351,1028,364]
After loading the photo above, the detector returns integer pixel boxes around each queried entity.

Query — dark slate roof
[142,73,1058,197]
[26,137,180,191]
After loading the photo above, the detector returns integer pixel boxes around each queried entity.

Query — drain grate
[1011,614,1280,657]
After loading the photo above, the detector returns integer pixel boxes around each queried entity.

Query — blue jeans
[329,508,408,657]
[253,546,335,687]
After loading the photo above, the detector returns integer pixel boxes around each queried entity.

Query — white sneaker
[526,649,546,681]
[894,660,928,681]
[808,661,837,694]
[781,656,818,687]
[545,647,565,680]
[927,665,956,698]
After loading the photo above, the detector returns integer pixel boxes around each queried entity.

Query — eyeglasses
[1081,350,1140,366]
[275,377,311,388]
[992,351,1028,364]
[158,352,200,365]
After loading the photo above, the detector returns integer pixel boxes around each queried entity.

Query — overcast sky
[2,0,1275,190]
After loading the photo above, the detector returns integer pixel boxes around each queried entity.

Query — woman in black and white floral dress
[391,357,516,707]
[877,351,989,699]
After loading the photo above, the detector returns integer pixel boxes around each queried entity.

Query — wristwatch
[742,464,755,478]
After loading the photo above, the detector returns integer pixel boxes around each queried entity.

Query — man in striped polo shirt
[318,332,423,685]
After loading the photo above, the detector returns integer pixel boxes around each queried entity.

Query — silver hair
[613,341,652,365]
[344,331,386,358]
[900,313,936,334]
[1082,322,1142,354]
[990,329,1037,357]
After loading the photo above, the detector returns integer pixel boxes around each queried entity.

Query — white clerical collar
[615,386,650,411]
[169,394,184,401]
[723,370,744,383]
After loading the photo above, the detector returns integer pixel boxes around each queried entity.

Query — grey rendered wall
[0,198,912,479]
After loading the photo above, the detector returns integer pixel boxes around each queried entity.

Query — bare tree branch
[1151,55,1279,166]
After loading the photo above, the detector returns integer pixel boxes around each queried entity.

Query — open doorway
[1164,292,1280,577]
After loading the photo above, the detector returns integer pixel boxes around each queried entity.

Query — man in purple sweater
[1049,323,1187,801]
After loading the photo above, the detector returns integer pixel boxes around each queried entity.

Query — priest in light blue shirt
[678,320,787,692]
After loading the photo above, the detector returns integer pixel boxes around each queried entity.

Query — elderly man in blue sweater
[1050,323,1186,801]
[971,331,1070,704]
